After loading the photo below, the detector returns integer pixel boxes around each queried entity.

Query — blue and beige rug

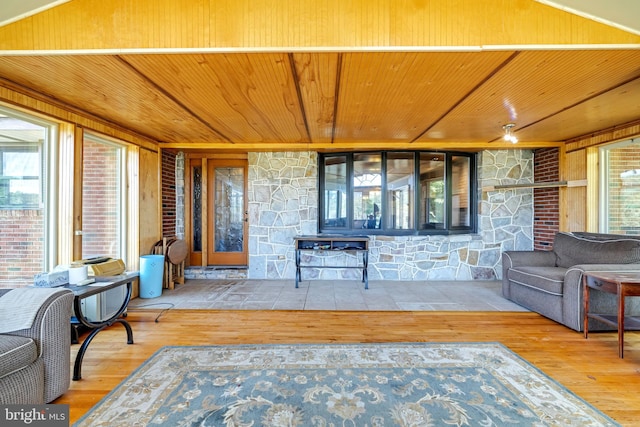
[74,342,618,426]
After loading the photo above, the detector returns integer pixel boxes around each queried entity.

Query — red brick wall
[162,150,177,237]
[0,209,44,286]
[82,140,119,258]
[533,148,560,250]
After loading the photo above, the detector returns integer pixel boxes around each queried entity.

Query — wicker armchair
[0,287,74,404]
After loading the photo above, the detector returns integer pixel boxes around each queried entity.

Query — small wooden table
[583,271,640,358]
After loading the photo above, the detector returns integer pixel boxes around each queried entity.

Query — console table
[294,235,369,289]
[583,271,640,358]
[66,271,138,380]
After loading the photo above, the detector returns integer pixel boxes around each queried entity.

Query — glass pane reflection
[353,153,381,229]
[419,153,445,230]
[386,153,414,229]
[215,167,244,252]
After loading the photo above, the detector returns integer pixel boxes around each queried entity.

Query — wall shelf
[483,179,587,192]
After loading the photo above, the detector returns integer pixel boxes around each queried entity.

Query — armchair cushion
[507,266,566,296]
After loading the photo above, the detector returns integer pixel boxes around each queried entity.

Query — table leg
[363,251,368,290]
[618,285,625,358]
[295,249,301,288]
[73,319,134,380]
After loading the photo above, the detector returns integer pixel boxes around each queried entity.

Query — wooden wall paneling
[1,0,638,51]
[139,147,161,259]
[520,79,640,143]
[0,56,223,144]
[561,149,587,231]
[565,119,640,153]
[0,84,159,151]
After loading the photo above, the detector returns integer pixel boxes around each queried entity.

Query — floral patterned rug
[74,342,619,426]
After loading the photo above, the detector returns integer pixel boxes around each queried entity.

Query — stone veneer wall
[247,150,533,281]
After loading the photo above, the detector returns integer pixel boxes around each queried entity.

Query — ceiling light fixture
[502,123,518,144]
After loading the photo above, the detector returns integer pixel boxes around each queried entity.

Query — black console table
[65,271,138,380]
[294,235,369,289]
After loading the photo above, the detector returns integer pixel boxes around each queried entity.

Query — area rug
[74,342,619,427]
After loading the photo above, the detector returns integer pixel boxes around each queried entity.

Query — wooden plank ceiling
[0,48,639,150]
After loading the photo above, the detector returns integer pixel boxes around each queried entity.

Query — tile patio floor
[128,279,529,312]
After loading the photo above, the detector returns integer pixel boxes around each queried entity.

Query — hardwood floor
[58,309,640,426]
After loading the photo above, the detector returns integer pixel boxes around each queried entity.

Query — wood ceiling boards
[0,49,638,150]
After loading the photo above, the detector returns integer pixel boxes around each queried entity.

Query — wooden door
[206,159,248,266]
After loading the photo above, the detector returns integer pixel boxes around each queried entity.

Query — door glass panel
[82,136,123,259]
[192,165,202,252]
[386,152,414,229]
[353,153,381,229]
[215,167,244,252]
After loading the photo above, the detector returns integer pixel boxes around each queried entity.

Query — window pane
[82,137,122,259]
[386,152,414,229]
[451,156,471,227]
[0,114,47,284]
[323,155,347,228]
[353,153,381,229]
[602,139,640,234]
[419,153,445,229]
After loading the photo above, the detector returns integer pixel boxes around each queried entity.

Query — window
[0,109,55,284]
[600,138,640,235]
[319,151,476,235]
[82,134,127,259]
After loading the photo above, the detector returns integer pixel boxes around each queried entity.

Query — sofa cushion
[553,232,640,268]
[507,266,567,296]
[0,335,37,378]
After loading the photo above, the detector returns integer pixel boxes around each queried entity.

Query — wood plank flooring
[57,310,640,426]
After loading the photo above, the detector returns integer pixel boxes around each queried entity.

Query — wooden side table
[583,271,640,358]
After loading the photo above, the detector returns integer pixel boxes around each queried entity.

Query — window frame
[319,151,477,236]
[0,105,58,274]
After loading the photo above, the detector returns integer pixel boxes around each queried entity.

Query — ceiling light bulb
[502,123,518,144]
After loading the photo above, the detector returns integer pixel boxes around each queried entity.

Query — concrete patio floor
[128,279,529,312]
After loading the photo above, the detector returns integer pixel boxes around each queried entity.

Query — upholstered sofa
[0,287,74,404]
[502,232,640,332]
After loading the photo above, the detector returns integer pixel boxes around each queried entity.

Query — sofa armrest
[562,264,640,331]
[4,289,74,402]
[501,250,557,298]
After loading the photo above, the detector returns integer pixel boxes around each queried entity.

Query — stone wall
[246,149,534,281]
